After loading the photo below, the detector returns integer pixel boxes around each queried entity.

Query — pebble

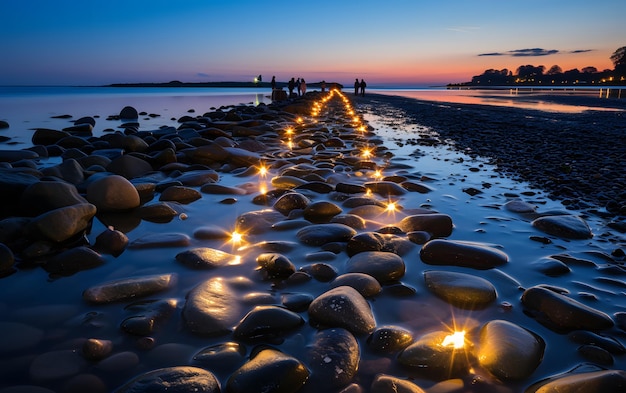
[176,247,239,269]
[532,214,593,239]
[233,305,304,340]
[423,270,497,309]
[307,328,360,389]
[182,277,242,336]
[398,213,453,237]
[115,366,220,393]
[309,286,376,335]
[296,223,357,246]
[420,239,509,269]
[83,273,176,304]
[86,174,140,212]
[367,325,414,354]
[345,251,406,283]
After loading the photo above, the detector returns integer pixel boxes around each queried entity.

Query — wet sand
[0,90,625,392]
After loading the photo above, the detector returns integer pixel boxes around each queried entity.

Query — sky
[1,0,625,87]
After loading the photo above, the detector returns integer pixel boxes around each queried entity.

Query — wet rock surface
[0,90,625,392]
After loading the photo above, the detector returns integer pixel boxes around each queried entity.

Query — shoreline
[353,92,626,214]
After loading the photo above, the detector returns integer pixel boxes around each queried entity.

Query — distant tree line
[450,46,626,87]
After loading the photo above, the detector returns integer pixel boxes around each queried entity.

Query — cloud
[570,49,593,54]
[479,48,559,57]
[196,72,210,78]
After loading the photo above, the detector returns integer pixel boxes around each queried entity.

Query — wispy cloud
[478,48,594,57]
[196,72,210,78]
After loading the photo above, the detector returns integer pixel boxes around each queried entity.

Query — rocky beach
[0,89,625,393]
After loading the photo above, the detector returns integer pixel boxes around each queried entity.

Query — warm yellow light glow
[442,331,466,349]
[258,164,268,177]
[259,182,267,195]
[285,127,294,135]
[385,201,397,213]
[287,139,294,150]
[296,117,303,123]
[373,169,383,180]
[361,148,373,159]
[230,231,243,245]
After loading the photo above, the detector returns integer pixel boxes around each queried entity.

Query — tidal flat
[0,89,624,392]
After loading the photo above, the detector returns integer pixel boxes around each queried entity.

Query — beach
[0,89,625,392]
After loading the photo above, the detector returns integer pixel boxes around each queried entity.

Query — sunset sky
[1,0,625,87]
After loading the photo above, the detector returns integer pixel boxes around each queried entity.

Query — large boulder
[86,175,140,212]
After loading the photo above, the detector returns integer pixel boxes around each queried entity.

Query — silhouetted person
[360,79,366,96]
[271,76,276,89]
[354,78,359,95]
[288,78,295,97]
[300,79,307,95]
[321,80,326,92]
[296,78,301,96]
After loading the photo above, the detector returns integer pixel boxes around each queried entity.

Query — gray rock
[532,214,593,239]
[346,251,405,283]
[0,150,39,163]
[45,246,104,276]
[364,181,407,196]
[27,203,96,243]
[119,106,138,119]
[200,183,247,195]
[32,128,70,145]
[41,158,85,184]
[83,273,176,304]
[135,201,179,222]
[367,325,413,354]
[346,232,413,256]
[174,169,219,186]
[308,286,376,335]
[176,247,239,269]
[477,320,545,380]
[308,328,359,389]
[526,369,626,393]
[330,273,382,298]
[273,192,310,215]
[255,253,296,279]
[115,366,220,393]
[370,374,427,393]
[93,227,128,257]
[236,210,284,235]
[183,277,242,336]
[420,239,508,269]
[82,338,113,361]
[303,201,342,223]
[504,199,537,213]
[233,305,304,340]
[106,154,153,179]
[398,331,470,378]
[423,270,497,309]
[296,223,357,246]
[521,286,614,332]
[159,186,202,204]
[20,180,88,216]
[86,174,140,212]
[121,299,178,336]
[398,213,453,237]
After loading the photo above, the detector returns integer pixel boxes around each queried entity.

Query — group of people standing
[354,78,366,96]
[287,77,307,97]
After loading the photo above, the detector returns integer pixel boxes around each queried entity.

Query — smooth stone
[347,205,387,219]
[174,169,219,186]
[342,196,384,208]
[423,270,497,309]
[193,225,230,240]
[568,330,626,354]
[236,210,284,235]
[308,328,359,389]
[0,150,39,163]
[504,199,537,213]
[296,223,357,246]
[281,293,314,311]
[121,299,178,336]
[527,369,626,393]
[27,203,96,242]
[86,175,140,212]
[303,201,342,223]
[300,262,338,282]
[93,227,128,257]
[41,158,84,184]
[83,273,176,304]
[200,183,247,195]
[106,154,153,179]
[0,243,15,271]
[256,253,296,279]
[82,338,113,361]
[398,331,470,378]
[308,286,376,335]
[370,374,427,393]
[477,320,545,380]
[346,232,413,256]
[233,305,304,340]
[128,233,191,249]
[295,181,334,194]
[20,181,88,216]
[183,277,242,336]
[532,256,572,277]
[222,146,261,167]
[335,182,367,194]
[364,181,407,196]
[160,186,202,203]
[578,345,614,366]
[115,366,220,393]
[273,192,310,215]
[176,247,239,269]
[330,273,382,298]
[521,286,614,331]
[29,350,85,381]
[135,202,179,222]
[271,175,308,189]
[32,128,70,145]
[367,325,414,354]
[0,322,43,354]
[345,251,406,283]
[95,351,140,373]
[330,214,366,230]
[420,239,508,269]
[400,181,433,194]
[193,342,247,371]
[119,106,138,119]
[226,348,309,393]
[0,120,8,129]
[398,213,453,237]
[532,214,593,239]
[44,246,105,276]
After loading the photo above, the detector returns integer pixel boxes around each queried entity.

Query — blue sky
[1,0,625,86]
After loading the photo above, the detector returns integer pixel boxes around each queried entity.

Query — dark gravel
[353,93,626,215]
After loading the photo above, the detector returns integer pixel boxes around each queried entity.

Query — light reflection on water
[371,88,625,113]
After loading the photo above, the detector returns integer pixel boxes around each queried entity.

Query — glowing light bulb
[442,331,466,349]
